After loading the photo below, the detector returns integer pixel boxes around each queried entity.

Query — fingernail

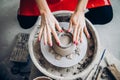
[44,42,46,45]
[73,41,76,44]
[50,43,53,47]
[88,34,91,39]
[67,30,70,32]
[76,41,78,45]
[60,30,63,32]
[37,38,40,42]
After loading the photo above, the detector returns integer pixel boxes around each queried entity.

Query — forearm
[75,0,88,14]
[35,0,51,14]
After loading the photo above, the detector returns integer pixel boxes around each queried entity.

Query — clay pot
[53,32,76,56]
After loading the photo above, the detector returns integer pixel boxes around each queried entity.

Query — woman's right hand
[38,12,63,46]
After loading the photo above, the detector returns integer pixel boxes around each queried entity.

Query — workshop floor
[0,0,120,79]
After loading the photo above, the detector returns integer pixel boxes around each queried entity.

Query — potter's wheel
[40,22,87,67]
[28,11,101,80]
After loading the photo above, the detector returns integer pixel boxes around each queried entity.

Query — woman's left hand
[68,12,90,45]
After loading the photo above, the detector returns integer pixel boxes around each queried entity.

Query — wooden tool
[92,49,106,80]
[96,66,103,80]
[105,58,120,80]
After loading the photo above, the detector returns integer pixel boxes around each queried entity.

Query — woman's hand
[68,12,90,45]
[38,12,63,46]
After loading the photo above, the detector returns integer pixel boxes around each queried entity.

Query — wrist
[40,9,51,15]
[75,0,88,15]
[74,10,85,16]
[75,8,85,14]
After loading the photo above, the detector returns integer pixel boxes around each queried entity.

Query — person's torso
[19,0,111,16]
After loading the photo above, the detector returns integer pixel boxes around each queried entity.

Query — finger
[43,26,47,45]
[73,24,78,44]
[38,25,44,41]
[41,15,46,24]
[55,20,63,32]
[68,21,72,32]
[70,14,77,25]
[80,28,83,43]
[84,26,90,38]
[51,28,60,46]
[45,17,52,46]
[46,24,52,46]
[72,19,77,25]
[76,25,81,45]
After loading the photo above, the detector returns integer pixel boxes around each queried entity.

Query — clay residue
[32,32,95,77]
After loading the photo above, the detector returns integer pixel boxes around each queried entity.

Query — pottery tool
[104,58,120,80]
[95,66,103,80]
[84,64,97,80]
[84,49,106,80]
[92,49,106,80]
[96,66,103,80]
[10,33,29,63]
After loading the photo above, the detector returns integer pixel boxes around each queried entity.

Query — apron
[19,0,111,16]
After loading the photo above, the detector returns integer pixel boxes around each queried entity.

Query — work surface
[0,0,120,79]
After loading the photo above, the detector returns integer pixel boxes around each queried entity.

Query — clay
[40,25,87,67]
[59,33,71,46]
[33,31,95,76]
[53,32,76,57]
[66,53,74,59]
[55,54,62,60]
[32,26,95,79]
